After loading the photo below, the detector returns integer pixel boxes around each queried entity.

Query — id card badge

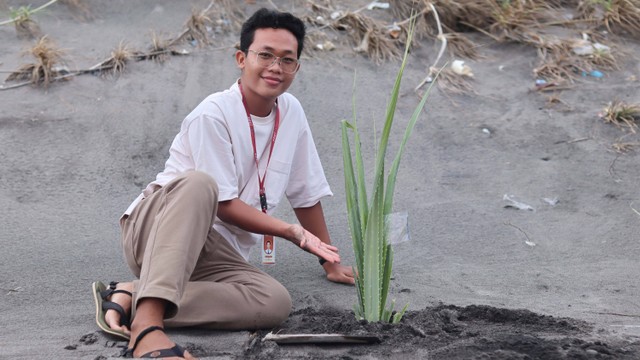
[262,234,275,265]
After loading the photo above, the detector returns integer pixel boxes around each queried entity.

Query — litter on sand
[451,60,473,77]
[503,194,535,211]
[367,2,390,10]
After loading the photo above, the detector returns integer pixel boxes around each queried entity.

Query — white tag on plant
[386,211,410,245]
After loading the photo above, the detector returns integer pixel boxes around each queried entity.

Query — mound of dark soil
[241,304,640,359]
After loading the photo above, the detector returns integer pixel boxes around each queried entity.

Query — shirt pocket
[265,159,291,208]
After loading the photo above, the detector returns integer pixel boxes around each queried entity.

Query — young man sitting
[92,8,354,359]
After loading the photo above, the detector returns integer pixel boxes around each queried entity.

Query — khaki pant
[120,171,292,330]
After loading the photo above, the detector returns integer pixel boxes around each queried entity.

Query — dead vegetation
[307,2,405,63]
[181,9,214,47]
[141,32,175,63]
[207,0,244,32]
[11,5,42,39]
[601,100,640,133]
[87,42,134,78]
[2,1,241,89]
[6,36,66,87]
[0,0,59,38]
[612,140,640,153]
[576,0,640,38]
[130,0,242,62]
[444,32,482,60]
[544,93,574,111]
[388,0,638,94]
[434,66,475,95]
[171,0,244,48]
[339,12,402,63]
[2,0,639,94]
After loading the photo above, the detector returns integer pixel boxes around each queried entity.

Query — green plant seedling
[341,18,439,323]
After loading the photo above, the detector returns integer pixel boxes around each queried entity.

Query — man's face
[236,28,299,103]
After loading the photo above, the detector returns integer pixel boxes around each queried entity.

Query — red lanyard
[238,81,280,213]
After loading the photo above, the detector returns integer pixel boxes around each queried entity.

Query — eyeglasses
[248,50,300,74]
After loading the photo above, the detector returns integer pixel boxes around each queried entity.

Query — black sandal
[92,281,132,340]
[101,281,132,327]
[122,326,186,358]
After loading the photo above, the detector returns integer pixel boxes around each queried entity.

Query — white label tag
[262,235,275,265]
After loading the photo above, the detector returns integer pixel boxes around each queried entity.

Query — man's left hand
[323,262,355,285]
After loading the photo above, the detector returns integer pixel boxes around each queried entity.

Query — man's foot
[103,282,133,337]
[127,324,196,359]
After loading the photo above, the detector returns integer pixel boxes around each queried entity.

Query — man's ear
[235,50,246,70]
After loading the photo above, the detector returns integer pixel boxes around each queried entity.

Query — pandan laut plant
[341,20,439,323]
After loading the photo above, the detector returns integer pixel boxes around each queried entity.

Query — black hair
[240,8,306,58]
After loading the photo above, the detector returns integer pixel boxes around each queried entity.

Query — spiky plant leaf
[342,15,437,324]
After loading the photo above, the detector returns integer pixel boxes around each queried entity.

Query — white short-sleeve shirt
[125,81,333,260]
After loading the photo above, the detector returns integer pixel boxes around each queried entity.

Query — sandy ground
[1,0,639,359]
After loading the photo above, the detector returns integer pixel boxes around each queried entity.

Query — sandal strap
[99,281,132,327]
[101,300,131,327]
[122,326,185,358]
[111,289,133,297]
[101,281,133,299]
[139,344,186,358]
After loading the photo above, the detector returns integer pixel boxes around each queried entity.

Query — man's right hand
[286,224,341,264]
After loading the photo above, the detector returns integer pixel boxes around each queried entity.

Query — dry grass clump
[444,32,482,60]
[433,65,475,95]
[601,100,640,133]
[533,40,585,82]
[172,1,244,48]
[438,68,475,94]
[89,42,134,78]
[416,63,473,101]
[612,140,640,153]
[485,1,557,42]
[142,32,174,62]
[389,0,482,58]
[389,0,433,39]
[532,34,619,83]
[207,0,244,32]
[307,1,405,63]
[6,36,66,87]
[336,12,403,63]
[2,0,61,38]
[577,0,640,37]
[584,41,618,68]
[11,6,42,39]
[179,8,213,47]
[390,1,554,59]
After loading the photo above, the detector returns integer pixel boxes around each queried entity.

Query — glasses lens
[280,58,299,73]
[254,51,298,73]
[255,52,275,67]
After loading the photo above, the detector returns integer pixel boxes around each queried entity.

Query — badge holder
[262,234,275,265]
[260,193,275,265]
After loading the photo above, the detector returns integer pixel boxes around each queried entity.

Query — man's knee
[271,283,293,323]
[170,171,219,202]
[183,171,218,193]
[257,283,292,329]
